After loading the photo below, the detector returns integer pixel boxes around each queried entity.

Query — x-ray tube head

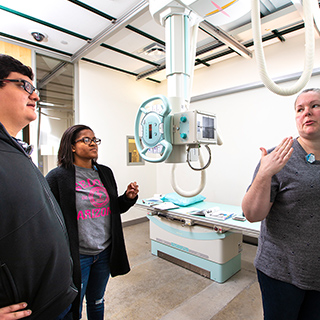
[172,110,217,146]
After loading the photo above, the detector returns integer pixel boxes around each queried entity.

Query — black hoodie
[0,122,77,319]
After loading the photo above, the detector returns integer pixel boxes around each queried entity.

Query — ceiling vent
[136,43,166,61]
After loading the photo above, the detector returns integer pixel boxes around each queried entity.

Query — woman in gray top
[242,88,320,320]
[46,124,139,320]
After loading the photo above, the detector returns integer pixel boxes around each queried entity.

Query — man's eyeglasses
[0,79,40,96]
[74,137,101,145]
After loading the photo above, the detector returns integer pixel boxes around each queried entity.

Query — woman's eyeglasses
[74,137,101,145]
[0,78,40,96]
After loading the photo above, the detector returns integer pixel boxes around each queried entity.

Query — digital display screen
[202,116,214,139]
[149,124,152,139]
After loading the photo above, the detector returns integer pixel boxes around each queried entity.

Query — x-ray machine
[134,0,318,282]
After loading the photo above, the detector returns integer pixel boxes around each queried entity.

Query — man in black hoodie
[0,54,77,319]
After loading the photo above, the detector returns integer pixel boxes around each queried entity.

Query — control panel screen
[202,116,215,139]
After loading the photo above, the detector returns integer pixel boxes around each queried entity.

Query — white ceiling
[0,0,313,85]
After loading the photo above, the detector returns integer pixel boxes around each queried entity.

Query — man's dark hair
[58,124,93,168]
[0,54,34,88]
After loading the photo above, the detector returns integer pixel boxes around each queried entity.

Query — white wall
[78,61,158,221]
[156,32,320,207]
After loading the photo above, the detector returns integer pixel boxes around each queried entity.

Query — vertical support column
[164,9,193,163]
[165,10,191,113]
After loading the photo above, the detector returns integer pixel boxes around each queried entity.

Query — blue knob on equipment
[180,116,187,123]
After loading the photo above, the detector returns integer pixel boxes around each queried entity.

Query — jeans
[257,269,320,320]
[79,247,111,320]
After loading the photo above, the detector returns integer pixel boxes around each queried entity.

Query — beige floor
[82,221,263,320]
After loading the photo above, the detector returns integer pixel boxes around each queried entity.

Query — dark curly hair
[0,55,34,87]
[58,124,94,168]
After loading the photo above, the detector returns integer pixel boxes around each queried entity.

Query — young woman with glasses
[46,124,139,320]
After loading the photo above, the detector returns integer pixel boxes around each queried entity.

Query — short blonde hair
[294,88,320,108]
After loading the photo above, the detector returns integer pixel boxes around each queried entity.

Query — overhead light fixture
[139,43,166,58]
[145,46,165,56]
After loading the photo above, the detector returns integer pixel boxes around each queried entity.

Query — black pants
[257,269,320,320]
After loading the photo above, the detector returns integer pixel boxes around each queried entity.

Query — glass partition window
[36,54,74,175]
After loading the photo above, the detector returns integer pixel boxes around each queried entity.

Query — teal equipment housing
[134,95,173,163]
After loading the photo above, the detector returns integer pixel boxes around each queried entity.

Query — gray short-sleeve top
[251,138,320,291]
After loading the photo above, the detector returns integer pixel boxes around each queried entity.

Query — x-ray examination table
[135,200,260,283]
